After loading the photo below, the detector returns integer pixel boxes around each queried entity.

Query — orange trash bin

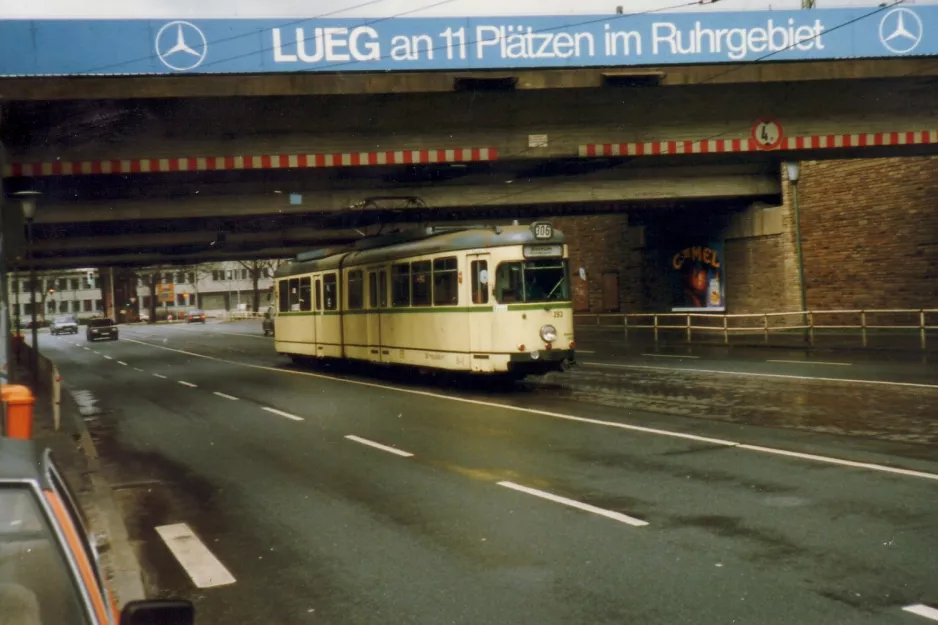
[2,384,35,440]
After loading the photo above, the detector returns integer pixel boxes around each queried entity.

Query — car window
[0,486,91,625]
[88,319,112,327]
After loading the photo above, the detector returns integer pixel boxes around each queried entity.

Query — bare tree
[135,265,174,323]
[237,259,283,312]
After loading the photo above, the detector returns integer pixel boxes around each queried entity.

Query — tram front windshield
[495,260,569,303]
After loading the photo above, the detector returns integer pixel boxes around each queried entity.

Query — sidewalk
[10,350,146,606]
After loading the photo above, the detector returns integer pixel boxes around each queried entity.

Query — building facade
[7,261,278,324]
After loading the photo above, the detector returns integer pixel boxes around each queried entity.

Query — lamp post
[785,162,808,338]
[14,190,41,381]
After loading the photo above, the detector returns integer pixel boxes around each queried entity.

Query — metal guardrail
[223,311,265,321]
[574,309,938,349]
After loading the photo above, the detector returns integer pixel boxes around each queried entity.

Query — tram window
[368,272,378,308]
[299,277,312,311]
[433,257,459,306]
[471,260,489,304]
[411,261,432,307]
[315,279,322,310]
[496,260,569,303]
[379,270,388,308]
[278,281,289,312]
[288,278,300,310]
[348,270,364,310]
[324,274,338,310]
[392,264,410,307]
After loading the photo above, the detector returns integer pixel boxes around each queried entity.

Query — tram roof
[274,224,566,278]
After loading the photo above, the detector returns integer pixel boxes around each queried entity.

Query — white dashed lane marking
[178,381,198,388]
[153,373,167,379]
[118,361,128,366]
[213,392,239,401]
[498,481,648,527]
[345,434,413,458]
[155,523,236,589]
[904,604,938,622]
[262,407,303,421]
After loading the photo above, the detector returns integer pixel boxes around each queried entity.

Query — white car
[50,316,79,336]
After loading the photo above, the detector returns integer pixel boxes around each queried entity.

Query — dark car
[187,309,207,323]
[86,318,118,342]
[262,306,274,337]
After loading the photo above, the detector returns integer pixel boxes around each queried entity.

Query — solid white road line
[641,353,700,359]
[118,361,128,366]
[154,523,236,589]
[582,360,938,390]
[767,359,852,366]
[345,434,414,458]
[122,338,938,482]
[178,381,197,388]
[498,481,648,527]
[213,392,239,401]
[262,407,303,421]
[153,373,167,379]
[904,605,938,621]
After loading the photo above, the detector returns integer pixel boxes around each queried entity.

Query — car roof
[0,437,48,485]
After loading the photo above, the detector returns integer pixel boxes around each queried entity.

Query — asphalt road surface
[37,321,938,625]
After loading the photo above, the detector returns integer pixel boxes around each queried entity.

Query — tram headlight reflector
[540,325,557,343]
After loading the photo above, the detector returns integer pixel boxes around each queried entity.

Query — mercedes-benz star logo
[879,7,923,55]
[155,21,208,71]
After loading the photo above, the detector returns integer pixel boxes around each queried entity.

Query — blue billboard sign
[0,5,934,77]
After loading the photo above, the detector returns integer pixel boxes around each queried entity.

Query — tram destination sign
[523,244,563,258]
[1,6,936,77]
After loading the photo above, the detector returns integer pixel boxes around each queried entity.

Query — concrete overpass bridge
[2,4,937,319]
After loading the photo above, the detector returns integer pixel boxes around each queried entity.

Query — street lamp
[14,190,41,381]
[785,163,808,337]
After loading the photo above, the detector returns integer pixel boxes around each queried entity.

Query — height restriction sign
[751,118,784,151]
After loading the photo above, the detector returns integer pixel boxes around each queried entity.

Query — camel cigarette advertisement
[670,240,725,312]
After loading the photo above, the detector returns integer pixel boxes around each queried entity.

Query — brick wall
[794,156,938,310]
[557,156,938,315]
[553,214,640,313]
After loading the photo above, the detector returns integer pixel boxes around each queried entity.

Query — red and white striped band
[579,130,938,157]
[3,147,498,178]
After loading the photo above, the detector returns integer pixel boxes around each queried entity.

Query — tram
[272,221,576,376]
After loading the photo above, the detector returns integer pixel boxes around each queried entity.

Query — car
[86,318,118,342]
[50,315,79,336]
[186,309,206,323]
[262,306,274,337]
[0,390,195,625]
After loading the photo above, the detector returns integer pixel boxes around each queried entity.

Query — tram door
[467,254,492,367]
[367,270,385,363]
[313,277,323,357]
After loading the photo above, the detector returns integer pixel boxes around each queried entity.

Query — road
[37,321,938,625]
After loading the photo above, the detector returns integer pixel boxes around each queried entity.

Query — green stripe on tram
[277,302,572,317]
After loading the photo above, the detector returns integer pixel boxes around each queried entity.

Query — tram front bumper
[508,349,576,374]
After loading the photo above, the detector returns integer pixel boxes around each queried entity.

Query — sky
[2,0,934,19]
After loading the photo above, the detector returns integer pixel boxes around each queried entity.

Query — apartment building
[7,260,279,323]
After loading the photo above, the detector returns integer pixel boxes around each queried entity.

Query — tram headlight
[540,324,557,343]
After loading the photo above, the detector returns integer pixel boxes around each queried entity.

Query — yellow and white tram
[272,222,575,376]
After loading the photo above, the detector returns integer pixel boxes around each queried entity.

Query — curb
[60,383,148,605]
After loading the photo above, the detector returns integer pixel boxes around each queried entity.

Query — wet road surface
[36,321,938,625]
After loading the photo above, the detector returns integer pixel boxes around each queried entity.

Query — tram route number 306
[532,222,553,239]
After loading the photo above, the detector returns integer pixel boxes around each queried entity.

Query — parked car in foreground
[0,394,195,625]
